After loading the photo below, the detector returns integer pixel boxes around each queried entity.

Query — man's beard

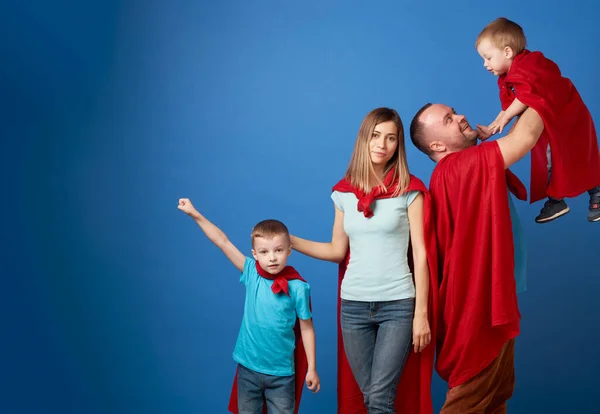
[462,130,478,146]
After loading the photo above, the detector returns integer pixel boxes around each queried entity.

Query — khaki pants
[440,339,516,414]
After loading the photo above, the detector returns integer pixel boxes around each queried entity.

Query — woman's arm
[291,206,349,263]
[407,193,432,352]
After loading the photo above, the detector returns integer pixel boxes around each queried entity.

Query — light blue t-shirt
[232,257,312,376]
[508,193,527,293]
[331,190,420,302]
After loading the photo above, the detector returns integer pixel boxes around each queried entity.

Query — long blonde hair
[345,107,410,196]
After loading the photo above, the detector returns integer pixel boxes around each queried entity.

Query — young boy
[474,17,600,223]
[177,198,320,413]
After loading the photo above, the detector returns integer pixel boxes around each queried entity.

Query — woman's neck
[368,166,386,190]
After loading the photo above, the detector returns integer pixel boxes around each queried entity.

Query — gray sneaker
[589,193,600,222]
[535,198,570,223]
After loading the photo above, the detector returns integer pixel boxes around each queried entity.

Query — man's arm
[496,107,544,169]
[178,198,246,271]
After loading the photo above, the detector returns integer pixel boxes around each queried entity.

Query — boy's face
[251,234,292,275]
[477,38,513,76]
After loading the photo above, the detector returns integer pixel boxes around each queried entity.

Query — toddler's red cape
[333,175,439,414]
[499,49,600,202]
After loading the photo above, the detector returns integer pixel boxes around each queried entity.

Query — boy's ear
[503,46,514,60]
[251,249,258,260]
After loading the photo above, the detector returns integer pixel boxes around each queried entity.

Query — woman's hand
[412,313,431,353]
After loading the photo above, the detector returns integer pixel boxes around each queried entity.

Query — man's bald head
[409,103,434,156]
[409,103,479,161]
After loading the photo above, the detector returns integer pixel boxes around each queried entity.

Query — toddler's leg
[237,364,266,414]
[535,145,570,223]
[587,185,600,222]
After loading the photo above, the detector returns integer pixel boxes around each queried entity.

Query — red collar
[255,261,306,296]
[332,168,400,217]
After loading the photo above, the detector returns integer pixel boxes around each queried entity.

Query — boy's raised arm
[178,198,246,272]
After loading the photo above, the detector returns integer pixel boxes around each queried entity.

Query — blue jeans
[237,363,295,414]
[341,298,415,414]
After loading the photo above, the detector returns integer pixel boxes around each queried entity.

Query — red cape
[228,273,310,414]
[499,49,600,202]
[333,175,439,414]
[429,141,525,388]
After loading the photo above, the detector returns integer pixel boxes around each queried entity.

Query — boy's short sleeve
[331,191,344,212]
[240,257,255,285]
[294,282,312,320]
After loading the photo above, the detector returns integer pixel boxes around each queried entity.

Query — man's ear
[504,46,514,60]
[429,141,446,153]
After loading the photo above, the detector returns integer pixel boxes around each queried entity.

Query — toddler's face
[477,38,512,76]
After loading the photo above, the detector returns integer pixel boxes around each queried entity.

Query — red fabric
[228,268,310,414]
[333,174,439,414]
[429,141,522,389]
[332,168,399,218]
[498,49,600,203]
[255,262,306,296]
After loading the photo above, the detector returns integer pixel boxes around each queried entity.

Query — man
[409,104,544,413]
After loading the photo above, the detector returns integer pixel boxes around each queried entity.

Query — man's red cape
[498,49,600,203]
[429,141,526,388]
[332,175,438,414]
[227,270,310,414]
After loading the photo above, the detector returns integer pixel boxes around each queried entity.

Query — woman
[291,107,438,414]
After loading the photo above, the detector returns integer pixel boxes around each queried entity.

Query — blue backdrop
[2,1,599,413]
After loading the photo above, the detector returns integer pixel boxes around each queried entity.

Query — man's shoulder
[432,142,500,181]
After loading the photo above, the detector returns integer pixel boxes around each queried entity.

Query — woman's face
[369,120,398,167]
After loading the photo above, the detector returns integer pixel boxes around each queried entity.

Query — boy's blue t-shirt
[233,257,312,376]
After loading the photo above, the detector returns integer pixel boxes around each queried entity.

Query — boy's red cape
[332,173,439,414]
[498,49,600,203]
[227,266,310,414]
[429,142,526,388]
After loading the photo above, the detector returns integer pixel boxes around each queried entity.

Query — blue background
[2,1,599,413]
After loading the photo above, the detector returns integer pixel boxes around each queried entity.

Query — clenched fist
[178,198,200,218]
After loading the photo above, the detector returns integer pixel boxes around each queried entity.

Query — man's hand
[178,198,200,219]
[476,124,493,141]
[488,110,510,135]
[305,370,321,393]
[412,313,431,353]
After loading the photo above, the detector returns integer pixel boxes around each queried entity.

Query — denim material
[341,298,415,414]
[237,364,295,414]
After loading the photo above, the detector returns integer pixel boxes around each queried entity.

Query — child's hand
[488,110,509,135]
[178,198,200,218]
[475,124,492,141]
[305,370,320,393]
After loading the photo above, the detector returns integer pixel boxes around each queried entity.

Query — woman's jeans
[341,298,415,414]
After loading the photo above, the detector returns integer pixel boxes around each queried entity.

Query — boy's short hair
[251,219,291,246]
[476,17,527,55]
